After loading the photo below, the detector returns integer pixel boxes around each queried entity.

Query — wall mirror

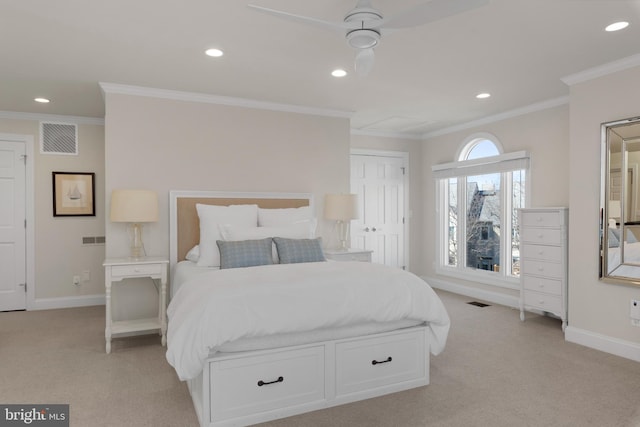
[600,116,640,285]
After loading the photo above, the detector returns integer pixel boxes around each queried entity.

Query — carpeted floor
[1,290,639,427]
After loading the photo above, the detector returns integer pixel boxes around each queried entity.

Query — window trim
[433,137,530,290]
[456,132,505,160]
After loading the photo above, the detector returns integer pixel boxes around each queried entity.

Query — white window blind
[432,151,529,179]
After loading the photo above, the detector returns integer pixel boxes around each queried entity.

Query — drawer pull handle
[372,356,392,366]
[257,376,284,387]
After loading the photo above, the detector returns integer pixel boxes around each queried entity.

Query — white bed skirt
[188,324,430,427]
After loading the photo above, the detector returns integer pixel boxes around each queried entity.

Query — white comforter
[166,261,450,381]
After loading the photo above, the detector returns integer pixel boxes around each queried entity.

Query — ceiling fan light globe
[346,29,380,49]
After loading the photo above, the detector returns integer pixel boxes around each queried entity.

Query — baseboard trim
[422,275,520,309]
[425,275,640,362]
[565,326,640,363]
[31,294,105,311]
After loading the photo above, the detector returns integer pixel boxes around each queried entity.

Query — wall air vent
[40,122,78,155]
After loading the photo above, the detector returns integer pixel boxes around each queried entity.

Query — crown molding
[99,82,353,120]
[350,128,423,140]
[0,110,104,125]
[561,53,640,86]
[421,96,569,140]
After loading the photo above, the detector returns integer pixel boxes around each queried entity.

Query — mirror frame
[600,115,640,286]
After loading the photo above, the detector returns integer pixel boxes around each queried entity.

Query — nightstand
[324,248,373,262]
[103,257,169,353]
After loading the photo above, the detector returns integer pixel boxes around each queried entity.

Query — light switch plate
[631,299,640,321]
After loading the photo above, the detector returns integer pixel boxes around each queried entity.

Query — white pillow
[196,204,258,267]
[258,206,312,226]
[185,245,200,262]
[220,220,317,263]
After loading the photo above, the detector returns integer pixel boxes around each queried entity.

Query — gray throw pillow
[273,237,325,264]
[216,238,274,269]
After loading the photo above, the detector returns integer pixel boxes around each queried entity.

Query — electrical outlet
[631,299,640,321]
[73,275,80,286]
[82,270,90,282]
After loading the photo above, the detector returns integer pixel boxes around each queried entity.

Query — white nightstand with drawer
[324,248,373,262]
[103,257,168,353]
[517,208,568,331]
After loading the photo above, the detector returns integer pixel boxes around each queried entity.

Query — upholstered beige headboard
[169,191,313,269]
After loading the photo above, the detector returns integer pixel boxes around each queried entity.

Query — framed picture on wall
[52,171,95,217]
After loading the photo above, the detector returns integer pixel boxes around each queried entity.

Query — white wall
[103,93,351,259]
[0,117,105,307]
[567,65,640,356]
[421,105,570,299]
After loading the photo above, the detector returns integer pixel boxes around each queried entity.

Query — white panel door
[351,154,406,268]
[0,140,26,311]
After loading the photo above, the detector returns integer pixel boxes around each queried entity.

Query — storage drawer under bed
[208,346,325,422]
[335,329,426,397]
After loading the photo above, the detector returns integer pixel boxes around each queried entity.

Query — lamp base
[336,220,350,251]
[129,223,145,259]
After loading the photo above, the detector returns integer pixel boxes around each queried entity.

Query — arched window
[432,133,529,287]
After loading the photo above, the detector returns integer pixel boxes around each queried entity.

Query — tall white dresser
[518,207,568,331]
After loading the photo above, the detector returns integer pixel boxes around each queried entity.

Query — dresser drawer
[520,227,563,246]
[521,260,563,279]
[110,263,163,278]
[209,346,325,422]
[522,276,562,296]
[520,244,563,262]
[523,290,562,314]
[520,211,564,228]
[335,329,425,397]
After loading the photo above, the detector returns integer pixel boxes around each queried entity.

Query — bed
[166,190,450,427]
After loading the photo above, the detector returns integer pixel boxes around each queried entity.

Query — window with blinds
[432,135,529,288]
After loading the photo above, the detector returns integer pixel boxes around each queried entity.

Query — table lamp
[324,193,359,251]
[110,189,158,259]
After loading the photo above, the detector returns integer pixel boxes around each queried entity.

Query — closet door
[0,139,26,311]
[351,152,406,269]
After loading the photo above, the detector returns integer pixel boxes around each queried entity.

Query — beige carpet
[1,290,639,427]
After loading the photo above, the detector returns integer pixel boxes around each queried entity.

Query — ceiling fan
[248,0,489,76]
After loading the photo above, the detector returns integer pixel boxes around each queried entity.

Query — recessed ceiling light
[34,97,50,103]
[331,69,347,77]
[605,21,629,32]
[476,93,491,99]
[205,48,224,57]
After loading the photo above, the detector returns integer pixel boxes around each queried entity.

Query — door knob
[372,227,377,232]
[364,227,370,232]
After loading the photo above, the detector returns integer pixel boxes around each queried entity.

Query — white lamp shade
[324,193,359,221]
[110,189,158,223]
